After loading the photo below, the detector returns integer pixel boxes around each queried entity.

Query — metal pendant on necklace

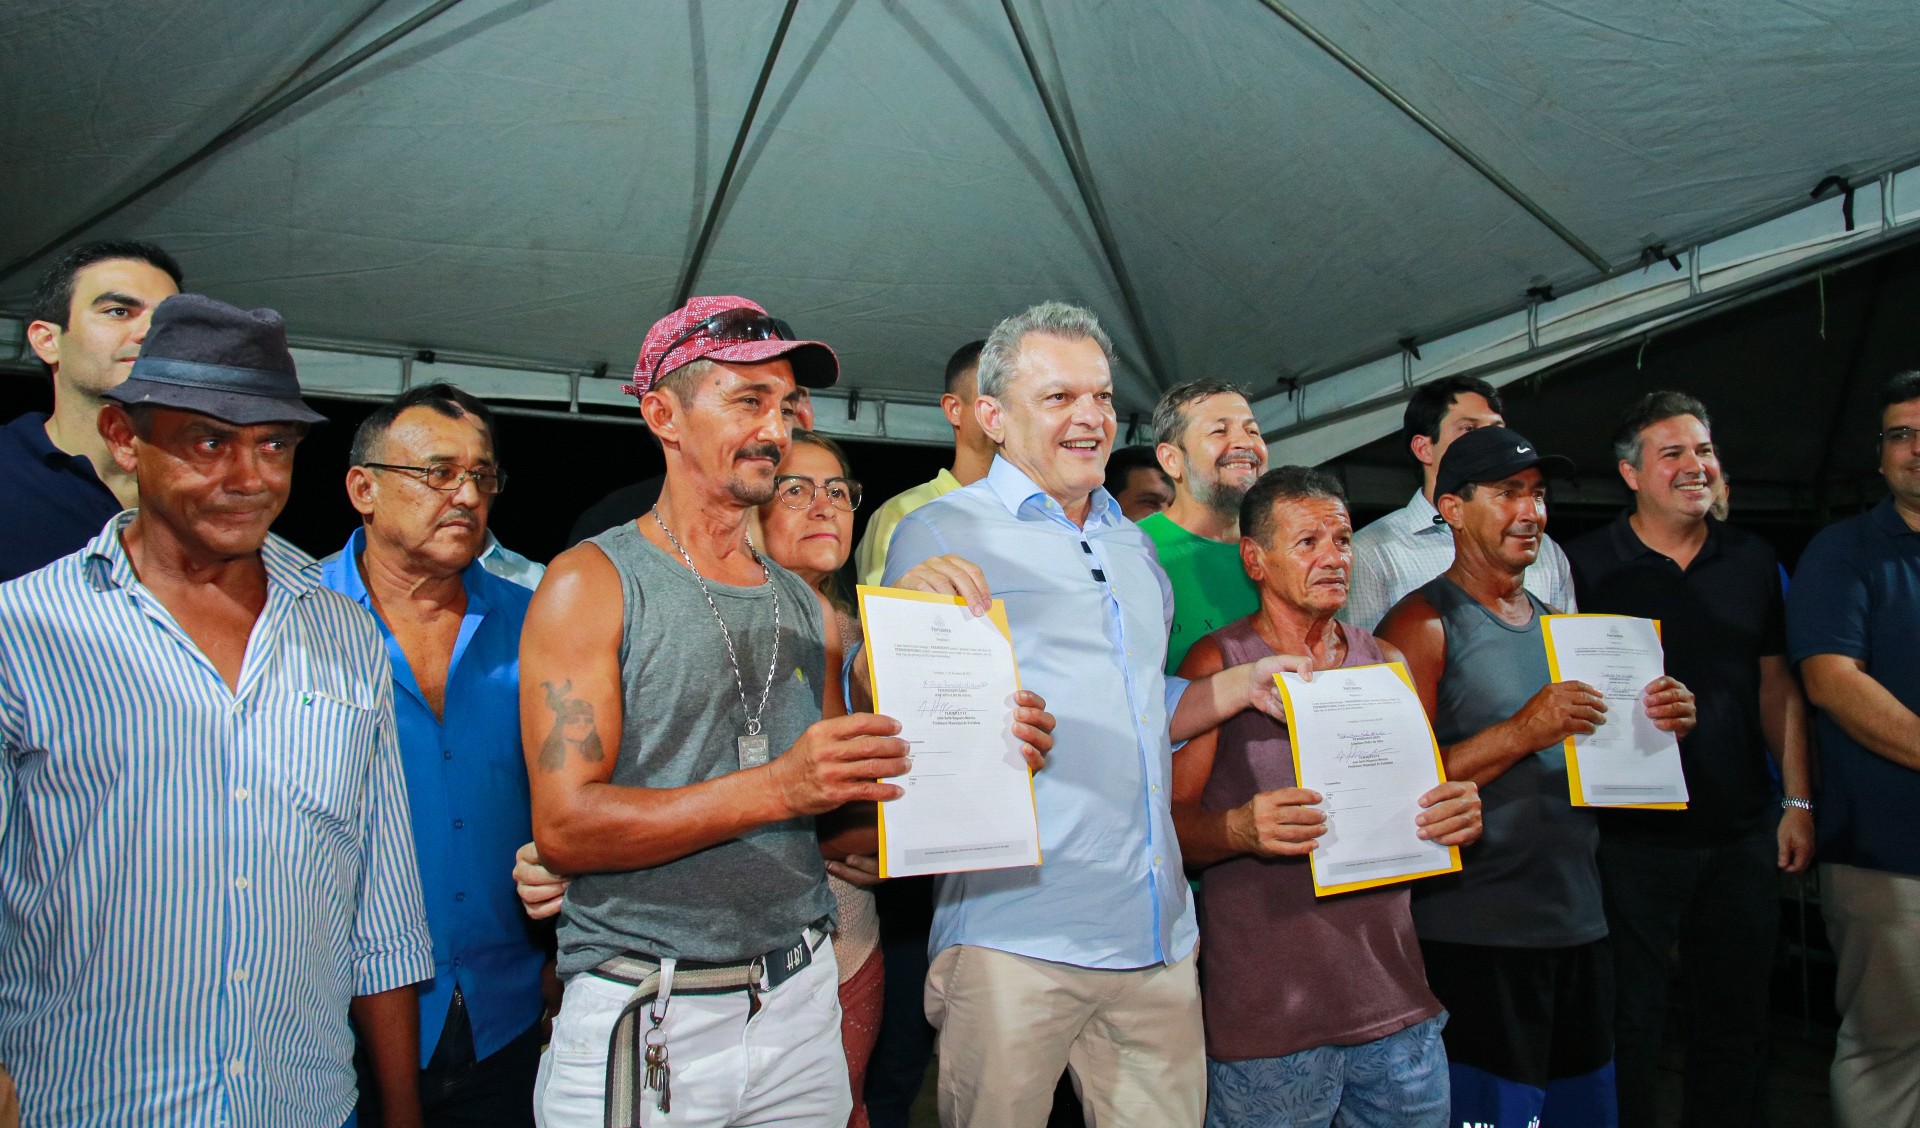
[649,508,783,775]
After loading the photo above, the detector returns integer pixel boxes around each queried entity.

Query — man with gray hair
[884,301,1311,1128]
[1140,379,1268,672]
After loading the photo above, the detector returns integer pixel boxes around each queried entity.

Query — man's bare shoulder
[527,540,622,626]
[1376,589,1441,642]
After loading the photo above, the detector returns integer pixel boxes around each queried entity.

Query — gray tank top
[1408,576,1606,948]
[557,521,834,973]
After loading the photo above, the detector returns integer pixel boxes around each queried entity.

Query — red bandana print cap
[624,295,838,397]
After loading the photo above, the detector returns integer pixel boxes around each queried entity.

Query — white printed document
[857,586,1041,878]
[1275,662,1460,896]
[1540,614,1689,809]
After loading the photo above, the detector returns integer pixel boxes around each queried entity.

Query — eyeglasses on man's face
[1880,426,1920,448]
[362,462,508,494]
[773,475,862,512]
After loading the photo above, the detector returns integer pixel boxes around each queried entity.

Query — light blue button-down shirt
[321,528,545,1067]
[0,514,434,1127]
[884,456,1198,969]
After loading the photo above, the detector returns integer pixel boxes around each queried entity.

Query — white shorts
[534,940,849,1128]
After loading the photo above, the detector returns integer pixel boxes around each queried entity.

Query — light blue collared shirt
[478,532,546,591]
[884,456,1198,969]
[0,514,433,1127]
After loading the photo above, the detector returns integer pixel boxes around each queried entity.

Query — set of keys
[643,1019,671,1113]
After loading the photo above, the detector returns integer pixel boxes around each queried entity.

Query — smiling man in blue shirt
[321,383,546,1127]
[884,302,1305,1128]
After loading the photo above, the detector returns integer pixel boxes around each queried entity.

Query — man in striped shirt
[0,295,434,1127]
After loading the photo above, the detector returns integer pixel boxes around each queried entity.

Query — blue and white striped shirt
[0,513,435,1127]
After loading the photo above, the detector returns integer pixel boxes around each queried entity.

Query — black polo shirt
[0,412,123,583]
[1567,510,1786,846]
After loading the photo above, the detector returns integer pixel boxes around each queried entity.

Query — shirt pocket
[271,691,379,829]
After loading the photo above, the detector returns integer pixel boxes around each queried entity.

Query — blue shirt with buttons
[1787,498,1920,877]
[884,455,1198,970]
[320,528,545,1065]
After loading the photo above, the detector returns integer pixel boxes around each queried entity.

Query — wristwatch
[1781,796,1814,812]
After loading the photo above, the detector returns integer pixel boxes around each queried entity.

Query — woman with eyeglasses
[757,429,882,1128]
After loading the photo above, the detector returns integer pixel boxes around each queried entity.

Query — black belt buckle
[760,933,813,992]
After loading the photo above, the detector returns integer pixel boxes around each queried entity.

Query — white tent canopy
[5,0,1918,453]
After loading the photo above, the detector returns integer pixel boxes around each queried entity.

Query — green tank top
[1139,512,1258,672]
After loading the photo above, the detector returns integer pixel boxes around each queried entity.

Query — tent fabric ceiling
[4,0,1917,424]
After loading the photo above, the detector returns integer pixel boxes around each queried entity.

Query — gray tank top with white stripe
[1409,575,1606,948]
[556,521,834,973]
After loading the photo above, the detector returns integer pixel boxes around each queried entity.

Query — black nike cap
[1434,425,1574,502]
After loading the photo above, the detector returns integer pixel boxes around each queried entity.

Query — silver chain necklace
[650,506,781,768]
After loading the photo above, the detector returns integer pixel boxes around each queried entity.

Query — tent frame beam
[1256,245,1920,474]
[999,0,1171,388]
[1251,163,1920,467]
[1251,0,1610,273]
[670,0,803,309]
[0,0,476,286]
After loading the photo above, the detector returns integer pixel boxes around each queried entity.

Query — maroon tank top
[1197,616,1442,1061]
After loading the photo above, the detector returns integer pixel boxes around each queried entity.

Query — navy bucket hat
[104,294,326,425]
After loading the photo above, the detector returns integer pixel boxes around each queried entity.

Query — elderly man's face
[349,405,495,575]
[981,334,1116,510]
[1244,495,1352,617]
[1444,468,1549,574]
[1167,392,1267,511]
[651,358,802,506]
[105,406,302,561]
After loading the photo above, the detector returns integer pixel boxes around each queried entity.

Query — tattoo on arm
[539,679,606,771]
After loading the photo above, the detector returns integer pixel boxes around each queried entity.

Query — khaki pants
[1824,863,1920,1128]
[925,944,1204,1128]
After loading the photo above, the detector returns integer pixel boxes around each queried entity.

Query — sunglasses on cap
[650,308,797,390]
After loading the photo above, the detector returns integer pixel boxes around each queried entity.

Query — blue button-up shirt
[0,514,433,1127]
[884,456,1198,969]
[321,529,545,1066]
[1787,498,1920,876]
